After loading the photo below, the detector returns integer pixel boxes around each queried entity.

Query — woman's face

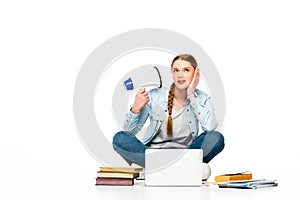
[171,59,195,90]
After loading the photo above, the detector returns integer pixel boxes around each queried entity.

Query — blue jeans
[113,131,225,167]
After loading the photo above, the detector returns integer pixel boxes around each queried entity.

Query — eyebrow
[172,66,192,70]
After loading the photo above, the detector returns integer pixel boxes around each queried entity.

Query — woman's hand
[187,67,200,95]
[131,88,150,114]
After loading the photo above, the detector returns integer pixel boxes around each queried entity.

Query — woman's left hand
[187,67,200,94]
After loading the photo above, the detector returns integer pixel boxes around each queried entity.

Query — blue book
[218,179,278,189]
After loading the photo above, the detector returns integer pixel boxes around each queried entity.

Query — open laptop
[145,149,203,186]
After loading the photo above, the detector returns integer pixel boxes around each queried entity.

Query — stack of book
[214,171,278,189]
[95,167,143,186]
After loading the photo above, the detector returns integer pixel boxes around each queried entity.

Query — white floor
[2,162,296,200]
[2,133,298,200]
[94,179,283,200]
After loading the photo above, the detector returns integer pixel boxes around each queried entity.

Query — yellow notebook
[215,171,252,183]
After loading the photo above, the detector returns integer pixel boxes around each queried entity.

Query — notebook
[145,149,203,186]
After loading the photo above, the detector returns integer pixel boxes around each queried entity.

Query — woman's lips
[178,80,186,85]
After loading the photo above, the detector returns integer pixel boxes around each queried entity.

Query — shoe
[130,163,144,169]
[202,163,211,181]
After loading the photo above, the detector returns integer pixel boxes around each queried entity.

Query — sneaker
[202,163,211,181]
[130,163,144,169]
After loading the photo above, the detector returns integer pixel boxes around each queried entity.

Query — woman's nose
[178,71,184,77]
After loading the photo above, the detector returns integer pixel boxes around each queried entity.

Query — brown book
[215,172,252,183]
[97,171,139,179]
[95,177,134,186]
[99,167,143,173]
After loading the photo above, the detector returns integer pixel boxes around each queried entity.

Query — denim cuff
[127,110,140,119]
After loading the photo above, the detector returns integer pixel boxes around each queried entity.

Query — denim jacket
[123,87,218,145]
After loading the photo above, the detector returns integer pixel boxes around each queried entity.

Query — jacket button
[187,109,189,112]
[189,121,192,123]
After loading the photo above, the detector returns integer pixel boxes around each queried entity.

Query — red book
[95,178,134,186]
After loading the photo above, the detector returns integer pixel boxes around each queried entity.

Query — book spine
[95,178,134,186]
[99,167,142,173]
[97,172,139,178]
[215,174,252,182]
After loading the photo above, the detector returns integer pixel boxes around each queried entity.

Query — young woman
[113,54,224,179]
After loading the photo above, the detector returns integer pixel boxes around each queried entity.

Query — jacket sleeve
[189,93,218,131]
[123,98,151,136]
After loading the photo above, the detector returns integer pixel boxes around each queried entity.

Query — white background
[1,0,300,199]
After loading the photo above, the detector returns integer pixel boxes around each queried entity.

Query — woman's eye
[184,69,190,72]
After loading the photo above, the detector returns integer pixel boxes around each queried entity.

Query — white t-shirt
[148,105,193,148]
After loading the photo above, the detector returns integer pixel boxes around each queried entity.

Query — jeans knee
[216,131,225,152]
[208,131,225,150]
[112,131,128,148]
[202,131,225,163]
[216,131,224,144]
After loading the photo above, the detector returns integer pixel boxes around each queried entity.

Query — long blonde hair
[167,54,198,135]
